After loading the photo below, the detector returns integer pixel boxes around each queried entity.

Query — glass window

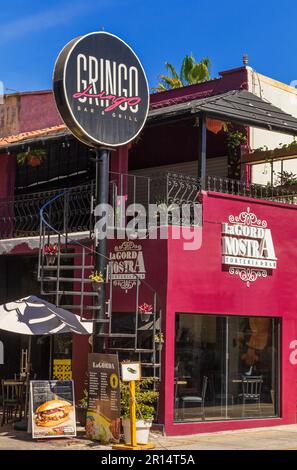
[174,313,279,422]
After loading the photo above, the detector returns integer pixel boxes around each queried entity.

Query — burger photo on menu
[34,399,73,428]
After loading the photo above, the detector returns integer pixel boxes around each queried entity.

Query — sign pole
[93,147,111,353]
[130,380,137,447]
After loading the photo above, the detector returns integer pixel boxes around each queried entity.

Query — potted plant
[154,332,165,351]
[89,270,104,291]
[121,377,159,445]
[17,148,47,167]
[155,202,178,225]
[138,303,153,322]
[76,389,88,427]
[43,243,58,265]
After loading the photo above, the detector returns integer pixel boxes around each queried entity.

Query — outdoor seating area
[0,296,93,433]
[1,379,25,426]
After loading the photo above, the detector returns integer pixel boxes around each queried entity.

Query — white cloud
[0,1,119,42]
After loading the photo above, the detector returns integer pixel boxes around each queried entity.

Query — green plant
[89,271,104,283]
[274,171,297,187]
[154,54,211,92]
[225,128,247,179]
[120,377,159,420]
[278,139,297,151]
[251,140,297,156]
[154,332,164,343]
[16,148,47,166]
[226,130,247,153]
[78,389,88,408]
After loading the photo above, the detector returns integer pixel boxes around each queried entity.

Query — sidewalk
[150,424,297,450]
[1,423,297,450]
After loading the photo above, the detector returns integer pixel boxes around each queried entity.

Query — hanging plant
[138,303,153,322]
[43,243,58,265]
[154,332,164,351]
[89,271,105,291]
[226,128,247,179]
[17,148,47,167]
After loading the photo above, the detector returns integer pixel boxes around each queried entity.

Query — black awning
[148,89,297,136]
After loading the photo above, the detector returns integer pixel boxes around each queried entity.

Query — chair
[209,372,234,410]
[180,376,208,421]
[1,380,25,426]
[238,375,263,417]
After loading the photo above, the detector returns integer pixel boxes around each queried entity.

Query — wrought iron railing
[150,172,201,205]
[0,183,94,239]
[207,176,297,204]
[1,172,297,240]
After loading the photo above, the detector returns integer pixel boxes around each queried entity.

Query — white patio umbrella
[0,295,93,422]
[0,295,92,335]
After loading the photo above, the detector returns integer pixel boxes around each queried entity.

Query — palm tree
[154,54,211,92]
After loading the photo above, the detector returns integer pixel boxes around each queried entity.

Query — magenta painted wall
[70,235,168,402]
[68,188,297,434]
[162,192,297,435]
[19,92,62,132]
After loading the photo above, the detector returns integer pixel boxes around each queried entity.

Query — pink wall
[163,192,297,434]
[71,235,168,402]
[19,92,62,132]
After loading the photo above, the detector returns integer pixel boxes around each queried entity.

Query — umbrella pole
[15,336,32,431]
[24,336,32,418]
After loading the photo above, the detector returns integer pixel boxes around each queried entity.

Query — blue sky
[1,0,296,93]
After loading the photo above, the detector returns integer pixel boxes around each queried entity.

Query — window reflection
[174,314,279,422]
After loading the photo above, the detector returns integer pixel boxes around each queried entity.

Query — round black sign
[53,32,149,147]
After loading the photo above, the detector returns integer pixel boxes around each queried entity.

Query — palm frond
[165,62,179,80]
[180,54,195,84]
[154,54,211,91]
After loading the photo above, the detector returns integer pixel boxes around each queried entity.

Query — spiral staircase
[37,190,162,380]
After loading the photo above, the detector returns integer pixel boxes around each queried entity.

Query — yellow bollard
[130,380,137,447]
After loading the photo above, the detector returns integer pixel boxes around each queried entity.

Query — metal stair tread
[42,276,98,282]
[41,290,101,297]
[42,265,94,270]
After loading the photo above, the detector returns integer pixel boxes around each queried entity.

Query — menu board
[30,380,76,439]
[86,353,120,443]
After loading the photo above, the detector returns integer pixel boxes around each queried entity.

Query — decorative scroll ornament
[113,279,137,291]
[228,206,267,228]
[114,241,141,252]
[229,267,267,288]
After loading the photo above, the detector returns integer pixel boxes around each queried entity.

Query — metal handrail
[2,172,297,240]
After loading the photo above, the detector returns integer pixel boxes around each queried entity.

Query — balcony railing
[207,176,297,204]
[0,183,94,239]
[0,172,297,240]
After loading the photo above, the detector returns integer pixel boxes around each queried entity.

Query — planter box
[122,418,152,445]
[242,147,297,164]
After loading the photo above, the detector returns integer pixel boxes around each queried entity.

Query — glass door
[227,316,279,419]
[174,314,227,421]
